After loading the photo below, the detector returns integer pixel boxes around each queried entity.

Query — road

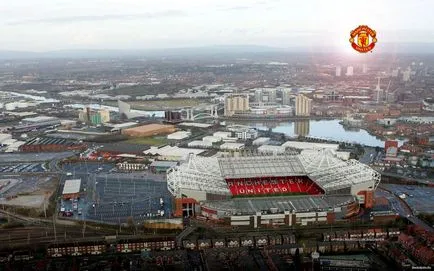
[376,187,433,233]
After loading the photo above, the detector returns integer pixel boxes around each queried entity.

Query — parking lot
[85,174,172,224]
[58,162,172,225]
[0,163,46,173]
[382,184,434,214]
[0,152,73,163]
[62,162,114,175]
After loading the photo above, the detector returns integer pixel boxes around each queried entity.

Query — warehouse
[167,131,191,140]
[62,179,82,200]
[188,140,213,148]
[202,136,222,143]
[121,124,175,137]
[19,137,87,152]
[0,133,12,145]
[252,137,270,146]
[220,142,245,151]
[257,144,287,154]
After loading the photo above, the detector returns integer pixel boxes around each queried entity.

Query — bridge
[182,105,221,121]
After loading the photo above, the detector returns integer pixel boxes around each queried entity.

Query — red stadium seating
[226,176,323,197]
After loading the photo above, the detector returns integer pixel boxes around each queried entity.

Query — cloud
[217,6,251,11]
[7,10,187,25]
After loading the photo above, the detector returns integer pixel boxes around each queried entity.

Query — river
[228,119,406,147]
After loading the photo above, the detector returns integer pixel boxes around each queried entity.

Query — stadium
[167,149,381,228]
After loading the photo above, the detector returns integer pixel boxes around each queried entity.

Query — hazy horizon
[1,0,434,53]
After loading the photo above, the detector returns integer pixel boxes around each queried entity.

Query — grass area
[125,136,168,146]
[105,99,207,110]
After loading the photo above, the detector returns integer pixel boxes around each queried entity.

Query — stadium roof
[62,179,81,195]
[167,150,381,198]
[203,195,356,215]
[218,155,306,179]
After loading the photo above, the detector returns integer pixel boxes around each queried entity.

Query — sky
[0,0,433,52]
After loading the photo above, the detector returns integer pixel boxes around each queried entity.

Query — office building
[346,66,354,76]
[79,108,110,125]
[335,66,341,77]
[254,89,263,103]
[281,88,293,105]
[267,88,277,103]
[295,94,312,116]
[224,94,249,116]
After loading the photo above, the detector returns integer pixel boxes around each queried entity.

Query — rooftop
[150,161,178,168]
[22,116,59,123]
[123,123,174,133]
[62,179,81,195]
[218,155,306,179]
[203,194,355,214]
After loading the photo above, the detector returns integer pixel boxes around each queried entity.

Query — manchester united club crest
[349,25,377,53]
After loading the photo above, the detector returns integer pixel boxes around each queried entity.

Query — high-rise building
[375,77,383,103]
[281,88,293,105]
[362,64,368,74]
[254,89,263,103]
[79,108,110,125]
[267,89,277,103]
[335,66,341,77]
[295,94,312,116]
[346,66,354,76]
[224,94,249,116]
[402,69,411,82]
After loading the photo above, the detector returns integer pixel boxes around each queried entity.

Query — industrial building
[122,124,175,137]
[144,146,205,161]
[188,140,213,148]
[19,137,87,152]
[62,179,82,200]
[252,137,270,146]
[257,144,286,155]
[167,131,191,140]
[12,116,61,133]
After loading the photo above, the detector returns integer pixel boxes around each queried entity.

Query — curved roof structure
[167,155,228,197]
[167,150,381,198]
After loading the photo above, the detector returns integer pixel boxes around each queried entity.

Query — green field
[125,136,168,146]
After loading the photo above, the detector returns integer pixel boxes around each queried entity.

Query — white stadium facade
[167,149,381,228]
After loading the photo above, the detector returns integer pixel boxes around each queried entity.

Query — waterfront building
[295,94,312,116]
[224,94,250,116]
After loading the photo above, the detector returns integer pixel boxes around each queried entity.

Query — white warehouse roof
[188,140,213,148]
[62,179,81,195]
[220,142,245,150]
[282,141,339,151]
[252,137,270,146]
[167,131,191,140]
[0,133,12,144]
[257,144,286,154]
